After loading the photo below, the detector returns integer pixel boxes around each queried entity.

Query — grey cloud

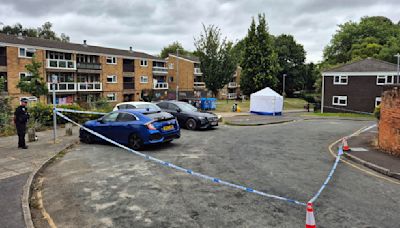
[2,0,400,62]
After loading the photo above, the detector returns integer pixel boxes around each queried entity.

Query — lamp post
[282,74,287,98]
[51,74,57,144]
[395,53,400,84]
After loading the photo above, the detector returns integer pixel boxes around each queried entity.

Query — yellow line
[328,127,400,185]
[36,177,58,228]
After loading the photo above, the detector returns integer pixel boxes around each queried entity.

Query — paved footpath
[0,127,78,228]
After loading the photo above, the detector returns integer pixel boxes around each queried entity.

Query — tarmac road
[37,119,400,227]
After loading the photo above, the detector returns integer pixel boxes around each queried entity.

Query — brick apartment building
[322,58,399,113]
[166,54,241,100]
[0,33,242,106]
[0,33,167,105]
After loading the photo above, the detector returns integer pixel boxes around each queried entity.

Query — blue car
[79,109,180,150]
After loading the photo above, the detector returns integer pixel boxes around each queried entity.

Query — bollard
[65,123,73,136]
[28,128,36,142]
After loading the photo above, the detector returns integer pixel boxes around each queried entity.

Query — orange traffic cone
[342,137,350,151]
[305,202,316,228]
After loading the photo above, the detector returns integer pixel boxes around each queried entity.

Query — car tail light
[146,123,157,130]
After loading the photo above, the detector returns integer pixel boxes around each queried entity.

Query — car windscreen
[135,103,161,111]
[144,111,174,121]
[176,102,197,112]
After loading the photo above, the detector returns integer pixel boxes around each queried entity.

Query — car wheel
[185,118,197,130]
[128,134,143,150]
[81,132,94,144]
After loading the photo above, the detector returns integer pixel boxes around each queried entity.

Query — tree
[240,14,280,96]
[194,24,236,97]
[17,57,48,99]
[274,34,306,96]
[323,16,400,66]
[160,41,190,58]
[0,21,70,42]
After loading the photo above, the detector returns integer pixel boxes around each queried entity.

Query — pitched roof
[0,33,164,61]
[168,53,200,62]
[323,58,398,73]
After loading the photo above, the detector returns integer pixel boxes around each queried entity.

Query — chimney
[83,40,87,47]
[17,32,24,40]
[129,46,133,53]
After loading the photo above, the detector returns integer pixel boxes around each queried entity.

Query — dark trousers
[16,124,26,148]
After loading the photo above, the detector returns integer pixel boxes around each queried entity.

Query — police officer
[14,98,30,149]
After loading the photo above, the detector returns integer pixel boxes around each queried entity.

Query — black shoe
[19,146,28,149]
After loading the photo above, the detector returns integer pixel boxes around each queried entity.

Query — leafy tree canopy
[0,21,70,42]
[194,24,236,97]
[323,16,400,67]
[240,14,280,96]
[160,41,191,58]
[17,57,48,98]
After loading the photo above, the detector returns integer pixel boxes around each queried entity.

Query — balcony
[153,82,168,90]
[123,82,135,90]
[194,68,203,75]
[228,82,237,88]
[47,59,76,70]
[77,82,102,91]
[76,62,101,70]
[227,93,237,100]
[193,82,206,89]
[152,66,168,75]
[47,82,76,92]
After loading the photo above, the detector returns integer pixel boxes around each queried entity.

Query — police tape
[56,111,307,206]
[308,123,376,203]
[308,146,343,203]
[55,108,107,115]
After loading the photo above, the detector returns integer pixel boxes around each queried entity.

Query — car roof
[116,101,156,106]
[113,109,158,115]
[158,100,185,104]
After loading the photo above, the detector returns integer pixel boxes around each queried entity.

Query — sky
[1,0,400,63]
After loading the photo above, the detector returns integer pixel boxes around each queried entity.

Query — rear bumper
[145,129,181,145]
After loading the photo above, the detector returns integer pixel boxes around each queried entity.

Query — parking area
[35,119,399,227]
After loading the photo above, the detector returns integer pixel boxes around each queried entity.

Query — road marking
[328,128,400,186]
[350,147,369,152]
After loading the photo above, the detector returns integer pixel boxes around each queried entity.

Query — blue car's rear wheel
[128,134,143,150]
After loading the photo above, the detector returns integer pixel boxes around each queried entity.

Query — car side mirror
[176,108,182,113]
[97,118,104,123]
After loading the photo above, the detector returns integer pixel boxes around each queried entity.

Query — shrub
[0,96,15,136]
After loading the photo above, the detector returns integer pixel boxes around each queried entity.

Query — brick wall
[378,86,400,156]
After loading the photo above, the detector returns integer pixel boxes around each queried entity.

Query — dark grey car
[156,101,218,130]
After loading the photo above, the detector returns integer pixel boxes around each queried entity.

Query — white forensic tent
[250,87,283,115]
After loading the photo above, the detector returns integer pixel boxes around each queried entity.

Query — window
[375,97,381,107]
[107,75,117,83]
[332,96,347,106]
[333,75,348,85]
[102,112,119,122]
[377,75,394,85]
[18,47,35,58]
[106,56,117,64]
[157,102,168,109]
[140,76,148,83]
[169,76,174,82]
[107,93,117,102]
[169,63,174,69]
[117,113,137,122]
[140,59,148,67]
[19,72,32,81]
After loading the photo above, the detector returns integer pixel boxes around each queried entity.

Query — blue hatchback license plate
[163,125,174,131]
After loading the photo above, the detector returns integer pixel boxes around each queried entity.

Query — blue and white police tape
[55,108,107,115]
[308,123,377,203]
[308,146,343,203]
[56,111,306,206]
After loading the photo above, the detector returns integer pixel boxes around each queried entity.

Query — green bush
[374,105,380,120]
[0,96,15,136]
